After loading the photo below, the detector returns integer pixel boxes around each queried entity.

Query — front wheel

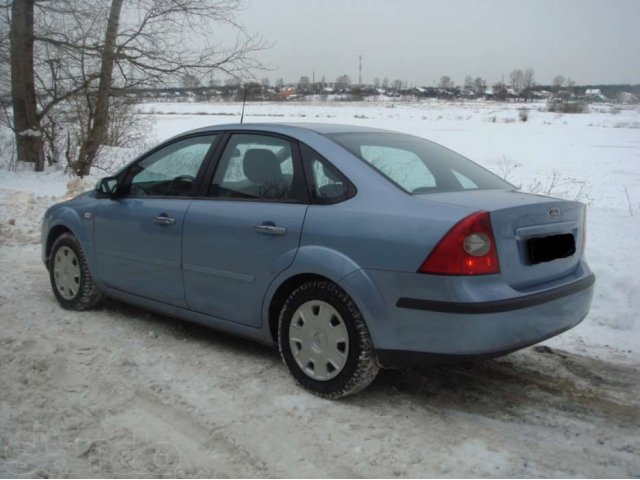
[278,280,379,398]
[49,233,103,310]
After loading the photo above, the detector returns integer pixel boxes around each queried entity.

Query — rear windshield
[326,132,512,194]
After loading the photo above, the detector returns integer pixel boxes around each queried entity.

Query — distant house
[277,87,297,99]
[585,88,607,102]
[436,88,455,98]
[555,90,576,101]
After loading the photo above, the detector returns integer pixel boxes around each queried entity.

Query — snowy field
[1,100,639,477]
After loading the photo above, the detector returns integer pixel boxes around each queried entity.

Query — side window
[210,134,297,201]
[128,135,216,197]
[360,145,436,193]
[301,144,352,204]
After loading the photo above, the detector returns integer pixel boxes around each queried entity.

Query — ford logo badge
[548,207,560,218]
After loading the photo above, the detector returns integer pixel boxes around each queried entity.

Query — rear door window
[300,143,353,204]
[209,134,305,202]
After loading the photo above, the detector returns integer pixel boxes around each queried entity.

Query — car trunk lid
[415,189,586,288]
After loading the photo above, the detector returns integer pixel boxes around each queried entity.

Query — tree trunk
[10,0,44,171]
[76,0,124,177]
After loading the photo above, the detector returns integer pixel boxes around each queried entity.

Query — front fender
[43,204,95,270]
[261,246,389,345]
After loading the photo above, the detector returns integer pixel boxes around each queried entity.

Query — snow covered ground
[1,100,639,477]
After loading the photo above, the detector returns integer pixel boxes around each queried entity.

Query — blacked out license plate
[527,233,576,265]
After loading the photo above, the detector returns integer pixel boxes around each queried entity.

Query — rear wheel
[49,233,103,310]
[278,280,379,398]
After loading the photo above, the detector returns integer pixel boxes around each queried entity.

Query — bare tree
[509,68,535,98]
[109,1,266,85]
[509,69,524,93]
[74,0,267,176]
[392,79,403,90]
[9,0,44,170]
[464,75,474,89]
[0,3,10,94]
[75,0,124,176]
[492,82,508,101]
[335,74,351,90]
[473,77,486,95]
[297,75,310,91]
[438,75,453,89]
[552,75,565,91]
[523,68,535,90]
[6,0,267,175]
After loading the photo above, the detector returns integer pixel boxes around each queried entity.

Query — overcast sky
[237,0,640,86]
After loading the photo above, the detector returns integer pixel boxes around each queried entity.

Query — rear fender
[261,245,389,345]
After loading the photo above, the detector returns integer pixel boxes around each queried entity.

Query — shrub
[525,170,592,204]
[518,108,529,122]
[497,156,521,182]
[547,100,587,114]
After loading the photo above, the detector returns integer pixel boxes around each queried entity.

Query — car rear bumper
[349,264,594,368]
[395,273,594,315]
[375,314,586,368]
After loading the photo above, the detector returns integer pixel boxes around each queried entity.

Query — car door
[93,134,218,307]
[182,132,309,327]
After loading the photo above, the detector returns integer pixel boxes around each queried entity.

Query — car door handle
[254,223,287,236]
[153,215,176,226]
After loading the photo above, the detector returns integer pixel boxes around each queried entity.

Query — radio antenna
[240,88,247,124]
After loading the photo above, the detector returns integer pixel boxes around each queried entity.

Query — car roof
[183,122,393,137]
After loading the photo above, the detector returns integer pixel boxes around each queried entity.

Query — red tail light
[419,211,500,275]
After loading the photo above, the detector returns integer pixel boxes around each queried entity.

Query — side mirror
[95,176,119,198]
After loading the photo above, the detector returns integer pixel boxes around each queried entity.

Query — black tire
[49,233,103,310]
[278,280,380,398]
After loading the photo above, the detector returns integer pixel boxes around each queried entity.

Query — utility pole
[358,54,362,86]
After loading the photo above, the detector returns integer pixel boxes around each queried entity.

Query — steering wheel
[169,175,196,185]
[171,174,196,183]
[167,175,196,194]
[130,183,150,196]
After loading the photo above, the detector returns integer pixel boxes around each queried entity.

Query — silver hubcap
[289,300,349,381]
[53,246,81,300]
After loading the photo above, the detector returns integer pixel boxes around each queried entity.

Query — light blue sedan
[42,123,595,397]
